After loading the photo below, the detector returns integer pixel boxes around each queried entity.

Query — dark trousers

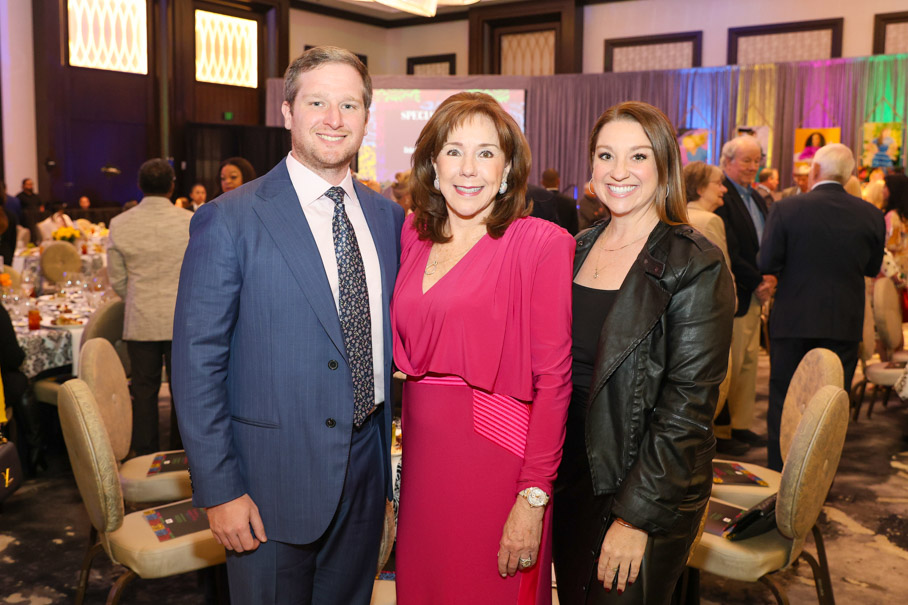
[767,337,858,471]
[126,340,179,455]
[225,413,386,605]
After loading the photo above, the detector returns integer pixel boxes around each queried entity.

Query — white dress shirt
[285,152,384,405]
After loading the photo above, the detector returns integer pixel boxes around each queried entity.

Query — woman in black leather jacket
[552,102,735,604]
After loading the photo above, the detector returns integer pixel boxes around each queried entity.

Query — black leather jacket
[575,219,735,535]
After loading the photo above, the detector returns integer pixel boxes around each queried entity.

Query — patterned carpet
[2,349,907,604]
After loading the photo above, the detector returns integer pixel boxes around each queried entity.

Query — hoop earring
[499,181,508,195]
[588,178,594,193]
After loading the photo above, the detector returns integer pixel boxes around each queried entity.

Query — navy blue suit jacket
[758,182,884,342]
[715,176,768,316]
[172,159,405,544]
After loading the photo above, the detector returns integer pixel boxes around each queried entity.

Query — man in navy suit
[173,46,405,604]
[759,144,884,470]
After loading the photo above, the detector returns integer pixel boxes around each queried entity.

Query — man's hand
[206,493,267,552]
[755,275,777,304]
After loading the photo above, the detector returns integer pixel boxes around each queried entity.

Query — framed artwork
[604,32,702,73]
[677,128,709,166]
[793,127,840,164]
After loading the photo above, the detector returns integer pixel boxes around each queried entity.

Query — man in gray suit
[108,159,192,455]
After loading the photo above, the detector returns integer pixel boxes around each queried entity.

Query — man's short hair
[541,168,559,188]
[284,46,372,110]
[21,178,30,187]
[812,144,855,185]
[758,168,777,183]
[719,136,761,169]
[138,159,175,196]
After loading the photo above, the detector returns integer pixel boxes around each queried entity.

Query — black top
[0,304,25,374]
[570,283,619,414]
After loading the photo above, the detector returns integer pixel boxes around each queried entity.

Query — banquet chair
[855,278,905,419]
[712,348,842,507]
[40,240,82,283]
[57,379,224,605]
[79,299,131,377]
[32,299,130,407]
[688,385,850,605]
[850,286,878,415]
[79,338,190,504]
[75,218,93,233]
[2,264,21,287]
[15,225,30,253]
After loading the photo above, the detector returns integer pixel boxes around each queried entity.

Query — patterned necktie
[325,186,375,426]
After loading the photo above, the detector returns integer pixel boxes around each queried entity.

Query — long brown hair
[410,92,531,243]
[588,101,688,224]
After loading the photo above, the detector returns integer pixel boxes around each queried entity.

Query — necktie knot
[325,186,346,206]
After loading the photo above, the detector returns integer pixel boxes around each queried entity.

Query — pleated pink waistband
[413,374,530,459]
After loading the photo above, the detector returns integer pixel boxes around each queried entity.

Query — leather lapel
[251,161,347,359]
[588,223,672,401]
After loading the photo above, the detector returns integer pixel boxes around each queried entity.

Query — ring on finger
[518,556,533,568]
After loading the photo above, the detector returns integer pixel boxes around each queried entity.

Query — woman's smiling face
[591,119,658,220]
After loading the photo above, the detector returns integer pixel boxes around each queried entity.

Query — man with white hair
[759,143,884,470]
[715,135,775,454]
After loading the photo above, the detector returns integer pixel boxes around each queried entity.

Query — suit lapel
[354,181,397,364]
[723,177,760,249]
[252,161,347,359]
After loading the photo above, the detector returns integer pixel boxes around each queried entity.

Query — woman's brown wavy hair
[588,101,688,224]
[410,92,531,243]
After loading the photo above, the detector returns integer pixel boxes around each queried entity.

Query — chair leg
[75,526,101,605]
[804,525,837,605]
[850,379,866,422]
[866,386,879,419]
[869,387,891,419]
[106,569,138,605]
[758,575,790,605]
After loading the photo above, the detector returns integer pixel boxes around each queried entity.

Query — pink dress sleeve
[516,230,575,495]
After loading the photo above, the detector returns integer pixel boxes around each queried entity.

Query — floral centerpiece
[52,226,81,243]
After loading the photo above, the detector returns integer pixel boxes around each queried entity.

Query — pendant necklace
[592,231,649,279]
[425,231,485,276]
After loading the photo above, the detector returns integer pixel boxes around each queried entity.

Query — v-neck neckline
[420,234,488,295]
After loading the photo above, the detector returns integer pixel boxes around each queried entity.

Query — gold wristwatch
[518,487,550,507]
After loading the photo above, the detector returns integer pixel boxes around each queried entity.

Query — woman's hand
[497,497,545,577]
[597,519,648,593]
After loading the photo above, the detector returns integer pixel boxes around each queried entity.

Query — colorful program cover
[712,461,769,486]
[143,500,210,542]
[147,451,190,476]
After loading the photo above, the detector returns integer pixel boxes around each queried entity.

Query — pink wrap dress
[391,214,574,604]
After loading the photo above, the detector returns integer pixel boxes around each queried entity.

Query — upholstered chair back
[859,284,876,364]
[776,385,849,566]
[873,277,902,354]
[79,338,132,461]
[780,348,843,462]
[80,299,131,376]
[40,241,82,283]
[58,378,125,537]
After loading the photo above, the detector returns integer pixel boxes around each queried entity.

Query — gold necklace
[592,231,649,279]
[425,232,485,276]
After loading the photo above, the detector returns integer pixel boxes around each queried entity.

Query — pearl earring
[499,181,508,195]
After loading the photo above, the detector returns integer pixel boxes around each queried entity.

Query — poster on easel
[677,128,709,166]
[862,122,903,171]
[794,127,840,163]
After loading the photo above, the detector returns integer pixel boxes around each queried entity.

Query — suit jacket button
[328,360,339,370]
[325,418,336,428]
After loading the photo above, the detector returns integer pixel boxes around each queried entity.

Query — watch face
[524,488,548,507]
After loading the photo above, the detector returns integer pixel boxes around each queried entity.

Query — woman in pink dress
[391,92,574,604]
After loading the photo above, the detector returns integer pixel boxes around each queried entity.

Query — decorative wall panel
[737,30,833,65]
[413,62,451,76]
[885,22,908,54]
[195,10,258,88]
[500,30,555,76]
[67,0,148,74]
[612,41,694,73]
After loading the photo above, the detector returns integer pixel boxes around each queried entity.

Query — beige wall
[583,0,908,72]
[0,0,38,192]
[290,8,469,76]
